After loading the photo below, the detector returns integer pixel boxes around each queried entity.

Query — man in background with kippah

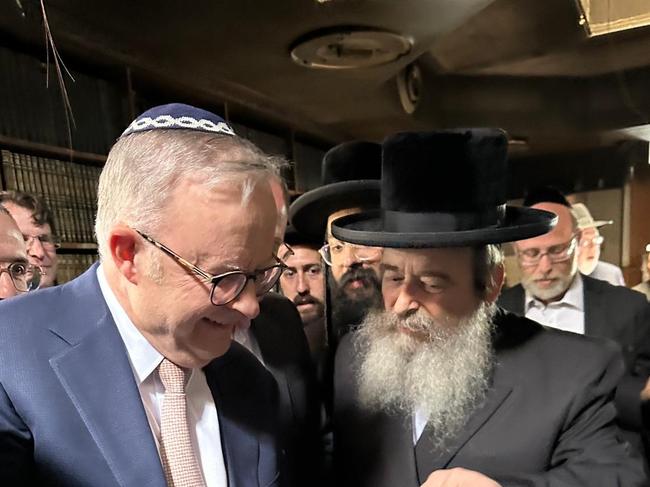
[0,103,285,486]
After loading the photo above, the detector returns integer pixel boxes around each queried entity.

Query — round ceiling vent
[291,28,413,69]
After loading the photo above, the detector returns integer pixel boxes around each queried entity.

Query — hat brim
[331,206,557,248]
[289,180,380,239]
[580,219,613,229]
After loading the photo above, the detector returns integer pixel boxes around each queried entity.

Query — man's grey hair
[95,129,283,259]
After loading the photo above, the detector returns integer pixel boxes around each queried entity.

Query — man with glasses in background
[290,141,383,347]
[0,191,59,288]
[0,104,286,486]
[0,205,41,299]
[572,202,625,286]
[498,186,650,466]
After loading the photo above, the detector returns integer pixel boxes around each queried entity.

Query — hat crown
[571,203,612,229]
[381,129,508,217]
[572,203,595,228]
[321,141,381,185]
[330,128,557,248]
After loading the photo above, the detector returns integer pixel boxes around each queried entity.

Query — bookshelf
[0,141,103,283]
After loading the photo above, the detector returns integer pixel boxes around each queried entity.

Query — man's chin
[524,280,567,301]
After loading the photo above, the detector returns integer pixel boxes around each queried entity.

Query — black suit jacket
[333,309,647,487]
[498,275,650,431]
[251,294,322,487]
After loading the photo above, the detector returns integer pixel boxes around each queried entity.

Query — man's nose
[229,280,261,320]
[296,272,310,293]
[341,246,362,269]
[392,281,420,316]
[27,237,46,260]
[536,253,554,273]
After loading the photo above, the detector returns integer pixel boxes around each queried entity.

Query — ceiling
[2,0,650,156]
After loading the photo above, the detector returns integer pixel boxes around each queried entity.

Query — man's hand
[421,467,502,487]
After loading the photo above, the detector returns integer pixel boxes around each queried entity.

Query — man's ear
[485,263,505,303]
[108,226,141,284]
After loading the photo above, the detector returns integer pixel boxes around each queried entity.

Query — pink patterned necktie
[158,358,206,487]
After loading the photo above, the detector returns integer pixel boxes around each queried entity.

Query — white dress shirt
[412,409,428,445]
[525,273,585,335]
[589,261,626,287]
[97,265,227,486]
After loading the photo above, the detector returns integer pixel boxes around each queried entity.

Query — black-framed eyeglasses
[516,236,578,267]
[0,261,42,292]
[135,230,287,306]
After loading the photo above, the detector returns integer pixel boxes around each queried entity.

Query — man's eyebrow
[0,256,28,265]
[419,270,452,281]
[380,263,400,272]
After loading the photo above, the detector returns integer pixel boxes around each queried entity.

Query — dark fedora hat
[331,129,556,248]
[289,141,381,239]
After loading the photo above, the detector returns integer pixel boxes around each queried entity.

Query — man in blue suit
[0,104,285,486]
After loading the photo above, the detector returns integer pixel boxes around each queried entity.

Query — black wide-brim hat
[290,141,381,239]
[331,129,556,248]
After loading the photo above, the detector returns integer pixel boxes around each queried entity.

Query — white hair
[95,129,283,259]
[355,302,496,450]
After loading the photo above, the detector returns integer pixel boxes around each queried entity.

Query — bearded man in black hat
[290,141,384,347]
[332,129,646,487]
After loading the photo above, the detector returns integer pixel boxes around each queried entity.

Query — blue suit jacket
[0,264,282,486]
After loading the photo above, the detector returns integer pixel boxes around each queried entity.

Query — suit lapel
[49,292,164,487]
[498,284,525,316]
[204,354,259,487]
[582,275,607,337]
[414,365,513,477]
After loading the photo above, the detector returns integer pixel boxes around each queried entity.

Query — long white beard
[354,302,496,449]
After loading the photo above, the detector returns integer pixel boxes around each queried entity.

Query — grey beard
[354,302,496,450]
[520,271,575,302]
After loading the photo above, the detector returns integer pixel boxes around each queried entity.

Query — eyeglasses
[23,233,61,250]
[516,237,578,267]
[319,240,382,267]
[579,235,604,247]
[136,230,287,306]
[0,261,42,292]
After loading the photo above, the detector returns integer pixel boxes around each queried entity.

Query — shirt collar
[525,272,584,312]
[96,264,163,384]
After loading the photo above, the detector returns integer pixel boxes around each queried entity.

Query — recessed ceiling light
[291,28,413,69]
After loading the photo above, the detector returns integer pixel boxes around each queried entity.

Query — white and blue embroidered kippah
[120,103,236,137]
